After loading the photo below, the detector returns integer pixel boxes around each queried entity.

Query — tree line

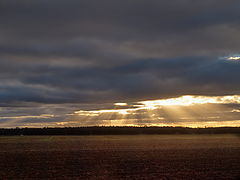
[0,126,240,135]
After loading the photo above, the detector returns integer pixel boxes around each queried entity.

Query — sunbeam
[69,95,240,127]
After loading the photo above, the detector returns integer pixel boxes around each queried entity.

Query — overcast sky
[0,0,240,127]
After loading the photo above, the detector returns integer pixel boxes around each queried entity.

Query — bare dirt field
[0,135,239,180]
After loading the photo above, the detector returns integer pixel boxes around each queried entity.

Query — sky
[0,0,240,128]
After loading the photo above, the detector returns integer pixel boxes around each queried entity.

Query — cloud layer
[1,0,240,127]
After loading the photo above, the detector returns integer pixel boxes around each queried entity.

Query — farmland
[0,135,240,179]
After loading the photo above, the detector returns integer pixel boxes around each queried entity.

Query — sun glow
[114,103,128,106]
[73,95,240,116]
[70,95,240,127]
[139,95,240,108]
[223,54,240,61]
[75,108,136,116]
[227,56,240,60]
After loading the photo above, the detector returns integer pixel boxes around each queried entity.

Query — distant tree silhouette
[0,126,240,136]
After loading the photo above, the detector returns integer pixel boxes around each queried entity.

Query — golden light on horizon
[70,95,240,127]
[0,114,56,129]
[227,56,240,60]
[223,54,240,61]
[139,95,240,108]
[74,108,138,116]
[114,102,128,106]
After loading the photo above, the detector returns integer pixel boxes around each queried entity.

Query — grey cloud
[0,0,240,127]
[1,0,240,55]
[0,56,239,106]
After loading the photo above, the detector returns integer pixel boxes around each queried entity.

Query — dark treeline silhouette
[0,126,240,136]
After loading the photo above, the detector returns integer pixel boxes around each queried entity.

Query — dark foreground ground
[0,135,240,180]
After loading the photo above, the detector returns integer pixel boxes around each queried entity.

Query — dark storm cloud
[0,56,239,109]
[0,0,240,126]
[8,56,239,104]
[1,0,240,55]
